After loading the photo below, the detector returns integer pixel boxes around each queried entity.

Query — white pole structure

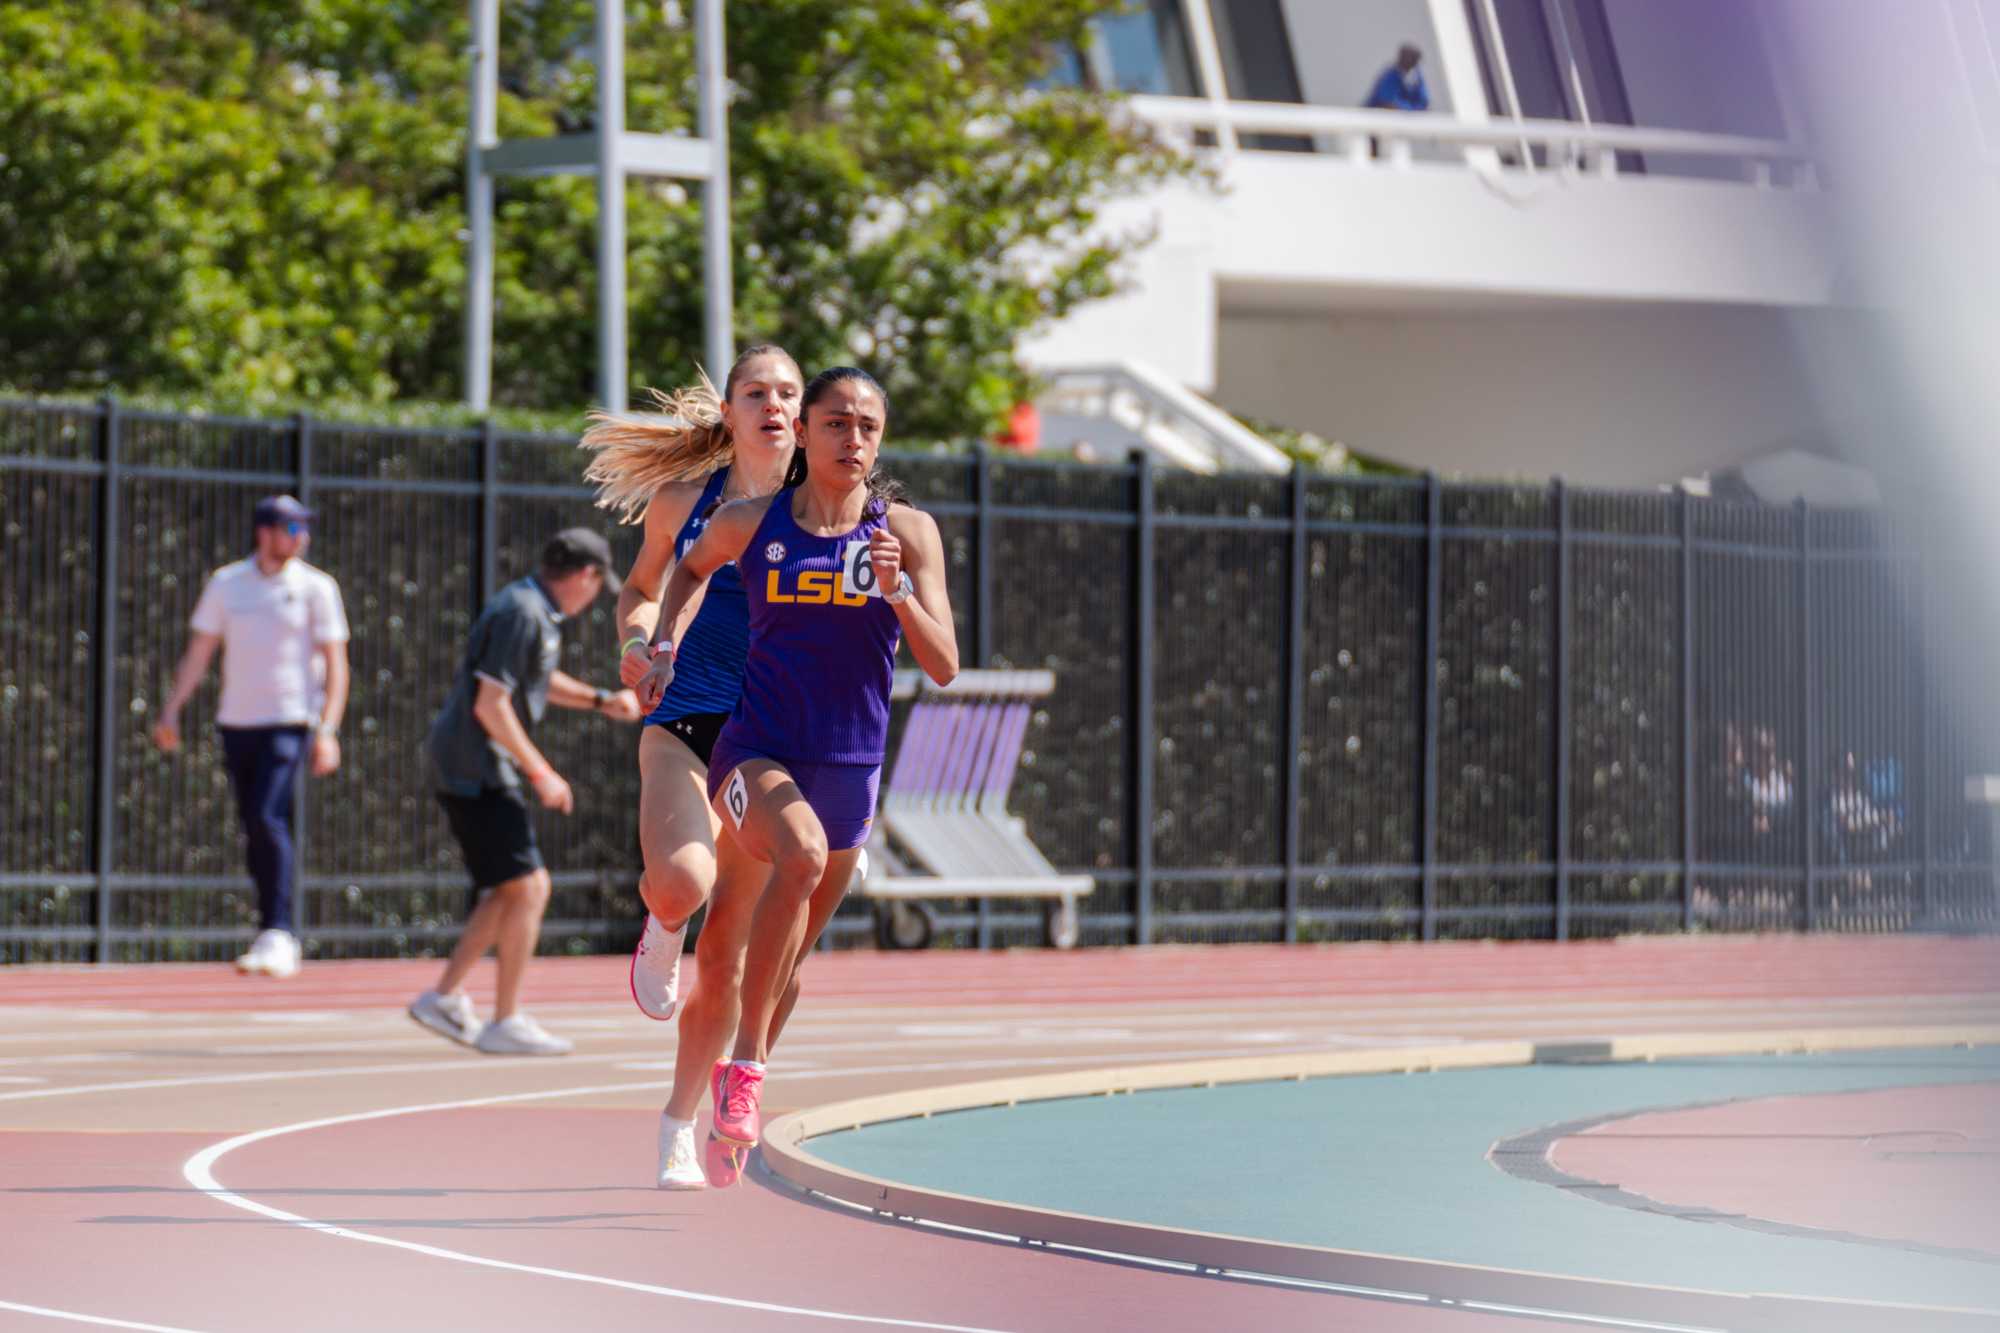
[696,0,734,380]
[595,0,627,411]
[1177,0,1240,153]
[464,0,731,412]
[464,0,499,411]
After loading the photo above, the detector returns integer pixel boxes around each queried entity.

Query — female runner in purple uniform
[583,344,812,1188]
[639,366,958,1152]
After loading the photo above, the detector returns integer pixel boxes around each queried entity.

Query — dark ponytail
[788,366,907,518]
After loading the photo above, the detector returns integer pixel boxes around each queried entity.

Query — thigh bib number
[723,768,749,830]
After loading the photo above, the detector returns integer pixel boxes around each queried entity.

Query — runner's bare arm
[637,496,771,711]
[655,495,769,651]
[615,482,704,686]
[878,507,958,687]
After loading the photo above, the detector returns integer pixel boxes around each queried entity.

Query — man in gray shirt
[409,529,641,1055]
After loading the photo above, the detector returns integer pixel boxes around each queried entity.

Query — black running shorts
[649,711,729,767]
[437,786,544,900]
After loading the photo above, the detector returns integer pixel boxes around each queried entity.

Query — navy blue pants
[219,726,310,933]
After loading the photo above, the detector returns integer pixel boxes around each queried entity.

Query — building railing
[1035,361,1292,475]
[2,397,1994,961]
[1126,95,1820,189]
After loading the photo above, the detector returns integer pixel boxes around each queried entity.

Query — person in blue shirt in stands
[1365,44,1430,112]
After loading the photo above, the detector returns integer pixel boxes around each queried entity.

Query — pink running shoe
[712,1061,764,1147]
[703,1131,744,1188]
[708,1057,729,1114]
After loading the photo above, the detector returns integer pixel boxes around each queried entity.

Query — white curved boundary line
[179,1079,1016,1333]
[0,1299,212,1332]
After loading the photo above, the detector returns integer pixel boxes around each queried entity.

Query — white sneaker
[408,989,483,1046]
[629,914,687,1021]
[235,929,300,979]
[657,1117,705,1191]
[475,1013,573,1056]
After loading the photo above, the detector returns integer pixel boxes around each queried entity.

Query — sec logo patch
[764,541,787,563]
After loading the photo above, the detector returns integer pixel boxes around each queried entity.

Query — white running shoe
[475,1014,573,1056]
[657,1118,705,1191]
[235,929,300,979]
[630,914,687,1021]
[408,989,483,1047]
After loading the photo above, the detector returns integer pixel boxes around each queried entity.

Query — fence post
[1282,463,1307,943]
[93,397,122,964]
[974,445,994,666]
[1797,497,1816,930]
[1915,549,1933,927]
[1421,471,1442,942]
[973,446,993,949]
[478,420,498,607]
[292,412,313,946]
[1680,487,1698,932]
[1553,477,1571,942]
[1131,449,1155,946]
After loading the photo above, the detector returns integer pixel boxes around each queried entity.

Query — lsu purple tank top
[720,490,903,765]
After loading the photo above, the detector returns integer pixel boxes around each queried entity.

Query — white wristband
[883,572,915,605]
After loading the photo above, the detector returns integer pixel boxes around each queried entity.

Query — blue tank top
[647,470,750,722]
[720,491,903,765]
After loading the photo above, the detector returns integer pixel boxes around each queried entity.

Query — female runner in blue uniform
[584,344,810,1188]
[638,366,958,1152]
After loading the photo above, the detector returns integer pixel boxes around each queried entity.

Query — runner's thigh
[639,724,719,873]
[710,758,825,870]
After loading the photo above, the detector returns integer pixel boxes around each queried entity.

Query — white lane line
[0,1031,1388,1106]
[180,1082,1017,1333]
[0,1054,644,1104]
[0,1299,213,1332]
[0,1076,48,1085]
[3,989,1993,1046]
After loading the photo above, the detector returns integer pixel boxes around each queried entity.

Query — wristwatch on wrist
[314,722,336,739]
[593,688,610,711]
[883,571,915,605]
[650,639,675,659]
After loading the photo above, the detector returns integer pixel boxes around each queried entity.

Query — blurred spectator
[407,528,640,1056]
[1364,44,1430,112]
[1745,725,1794,837]
[151,495,350,980]
[1829,750,1902,857]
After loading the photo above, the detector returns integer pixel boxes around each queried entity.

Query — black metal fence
[4,396,1997,963]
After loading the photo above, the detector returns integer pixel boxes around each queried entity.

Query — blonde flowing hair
[579,344,799,524]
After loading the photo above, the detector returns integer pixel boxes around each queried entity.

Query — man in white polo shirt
[152,495,351,978]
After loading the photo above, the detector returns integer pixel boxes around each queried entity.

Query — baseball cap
[542,527,623,594]
[253,495,315,528]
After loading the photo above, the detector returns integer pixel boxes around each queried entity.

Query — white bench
[859,669,1094,949]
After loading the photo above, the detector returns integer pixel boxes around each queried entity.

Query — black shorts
[436,787,544,897]
[649,711,729,767]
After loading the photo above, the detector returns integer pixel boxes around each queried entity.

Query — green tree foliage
[0,0,1190,435]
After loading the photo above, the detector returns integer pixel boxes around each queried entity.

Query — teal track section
[809,1046,2000,1309]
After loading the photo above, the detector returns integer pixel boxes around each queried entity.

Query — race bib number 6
[723,768,749,829]
[840,540,883,599]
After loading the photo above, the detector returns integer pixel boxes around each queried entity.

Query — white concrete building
[1021,0,1990,489]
